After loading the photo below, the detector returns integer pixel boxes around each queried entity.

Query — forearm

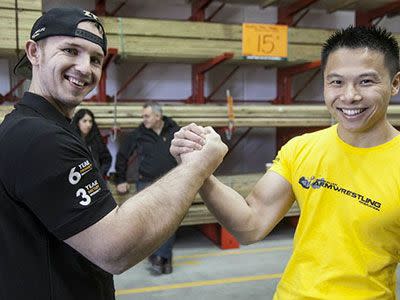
[200,176,262,244]
[66,126,228,274]
[102,161,209,273]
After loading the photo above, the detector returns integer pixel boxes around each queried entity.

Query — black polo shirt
[0,92,117,300]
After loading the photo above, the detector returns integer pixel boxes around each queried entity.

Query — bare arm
[170,124,295,245]
[65,127,227,274]
[200,171,294,245]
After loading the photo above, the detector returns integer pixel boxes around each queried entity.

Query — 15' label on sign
[242,23,288,60]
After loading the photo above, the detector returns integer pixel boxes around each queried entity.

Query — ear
[25,40,41,67]
[391,71,400,96]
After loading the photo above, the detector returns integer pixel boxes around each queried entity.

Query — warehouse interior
[1,0,400,299]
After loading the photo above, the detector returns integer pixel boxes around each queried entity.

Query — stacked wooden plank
[101,16,334,66]
[0,0,42,56]
[78,103,334,128]
[3,9,399,66]
[109,172,300,226]
[3,103,400,128]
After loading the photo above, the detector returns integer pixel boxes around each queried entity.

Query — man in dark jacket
[115,101,180,274]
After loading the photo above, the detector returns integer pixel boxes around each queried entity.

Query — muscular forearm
[66,126,228,274]
[200,176,264,245]
[91,161,211,274]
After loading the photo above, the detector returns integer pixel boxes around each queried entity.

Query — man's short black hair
[321,26,400,78]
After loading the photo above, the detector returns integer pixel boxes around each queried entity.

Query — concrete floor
[114,220,400,300]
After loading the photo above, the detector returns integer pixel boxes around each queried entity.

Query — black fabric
[0,92,117,300]
[115,116,179,184]
[30,7,107,53]
[84,133,112,177]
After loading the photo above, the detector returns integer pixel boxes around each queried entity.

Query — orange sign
[242,23,288,59]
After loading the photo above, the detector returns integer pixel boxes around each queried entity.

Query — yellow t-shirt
[270,125,400,300]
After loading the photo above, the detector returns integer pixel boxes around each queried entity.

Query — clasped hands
[170,123,228,167]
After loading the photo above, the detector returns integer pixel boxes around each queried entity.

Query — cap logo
[31,27,46,39]
[83,10,99,21]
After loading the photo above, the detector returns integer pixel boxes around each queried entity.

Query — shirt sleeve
[269,137,299,185]
[16,129,117,240]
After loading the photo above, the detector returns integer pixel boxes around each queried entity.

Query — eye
[329,79,342,86]
[360,79,373,85]
[63,48,78,55]
[91,56,102,66]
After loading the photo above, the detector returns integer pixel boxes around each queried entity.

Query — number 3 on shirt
[76,188,91,206]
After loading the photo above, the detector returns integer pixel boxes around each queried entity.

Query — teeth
[68,76,85,87]
[341,108,365,116]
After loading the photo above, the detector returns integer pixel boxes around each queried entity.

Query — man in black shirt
[0,7,227,299]
[115,101,180,274]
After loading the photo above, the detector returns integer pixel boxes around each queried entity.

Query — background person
[115,101,180,274]
[72,108,112,177]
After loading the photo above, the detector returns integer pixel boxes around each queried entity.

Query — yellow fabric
[270,125,400,300]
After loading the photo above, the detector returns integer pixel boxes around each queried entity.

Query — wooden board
[0,0,42,10]
[102,17,333,65]
[0,9,42,54]
[108,172,301,225]
[3,104,400,128]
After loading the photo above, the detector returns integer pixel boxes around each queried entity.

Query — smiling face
[28,21,104,116]
[323,47,400,145]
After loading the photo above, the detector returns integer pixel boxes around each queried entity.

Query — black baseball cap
[14,7,108,79]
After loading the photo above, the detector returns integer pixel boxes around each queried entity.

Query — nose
[340,84,362,103]
[74,54,91,77]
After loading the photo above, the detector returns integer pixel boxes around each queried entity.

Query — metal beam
[260,0,279,9]
[110,1,127,16]
[206,2,226,21]
[189,0,213,21]
[188,52,234,104]
[3,79,26,103]
[96,48,118,102]
[274,60,321,104]
[326,0,358,14]
[95,0,107,16]
[225,127,253,158]
[278,0,319,25]
[207,66,240,101]
[356,1,400,26]
[116,64,148,97]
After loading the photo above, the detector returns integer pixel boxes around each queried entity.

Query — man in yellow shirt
[171,26,400,299]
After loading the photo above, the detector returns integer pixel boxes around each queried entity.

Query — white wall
[0,59,10,96]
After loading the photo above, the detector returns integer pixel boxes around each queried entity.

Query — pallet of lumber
[2,5,400,65]
[101,16,334,65]
[110,172,265,205]
[108,172,300,226]
[0,1,42,56]
[0,0,41,10]
[3,104,400,128]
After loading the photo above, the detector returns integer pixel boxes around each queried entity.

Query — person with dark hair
[171,26,400,299]
[115,101,180,274]
[0,7,227,299]
[72,108,111,177]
